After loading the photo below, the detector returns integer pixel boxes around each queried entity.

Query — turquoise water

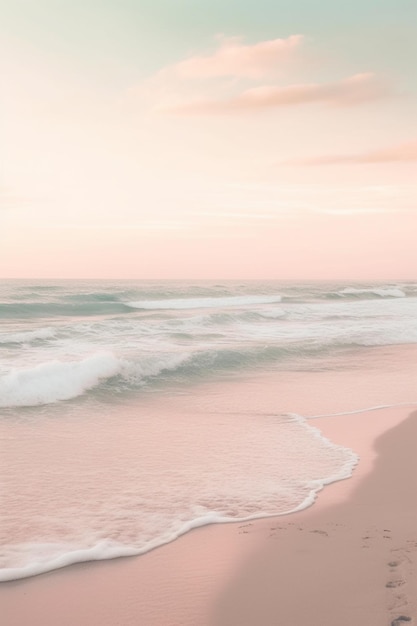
[1,280,416,408]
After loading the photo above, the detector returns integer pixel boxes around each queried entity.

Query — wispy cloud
[284,140,417,165]
[28,221,194,231]
[159,73,391,114]
[170,34,303,80]
[129,34,305,111]
[128,35,392,116]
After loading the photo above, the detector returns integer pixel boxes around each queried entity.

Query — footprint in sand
[385,543,414,620]
[238,523,253,534]
[361,531,373,548]
[391,617,411,626]
[386,580,405,588]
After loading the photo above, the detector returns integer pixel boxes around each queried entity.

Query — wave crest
[0,327,56,345]
[0,352,121,408]
[337,287,406,299]
[126,294,283,310]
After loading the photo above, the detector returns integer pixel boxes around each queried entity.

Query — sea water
[1,280,416,581]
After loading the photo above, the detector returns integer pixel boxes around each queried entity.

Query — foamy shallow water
[1,280,417,581]
[1,400,358,581]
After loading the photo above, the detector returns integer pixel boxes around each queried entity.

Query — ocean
[1,279,417,582]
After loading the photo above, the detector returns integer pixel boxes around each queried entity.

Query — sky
[1,0,416,279]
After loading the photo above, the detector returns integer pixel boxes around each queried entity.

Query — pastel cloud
[160,73,391,114]
[132,34,305,110]
[286,140,417,165]
[172,35,303,79]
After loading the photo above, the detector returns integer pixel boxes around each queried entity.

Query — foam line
[126,295,283,310]
[338,287,406,298]
[0,483,352,583]
[0,413,359,582]
[0,327,56,344]
[301,401,417,420]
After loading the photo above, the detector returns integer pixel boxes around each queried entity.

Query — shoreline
[1,404,415,626]
[212,407,417,625]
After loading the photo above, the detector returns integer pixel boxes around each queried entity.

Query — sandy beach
[1,401,416,626]
[213,408,417,626]
[2,0,416,620]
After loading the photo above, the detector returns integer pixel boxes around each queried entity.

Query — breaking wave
[1,285,414,321]
[0,351,193,408]
[0,353,122,407]
[126,295,283,310]
[0,327,56,345]
[333,287,406,299]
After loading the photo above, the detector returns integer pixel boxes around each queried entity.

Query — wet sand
[213,408,417,626]
[1,404,416,626]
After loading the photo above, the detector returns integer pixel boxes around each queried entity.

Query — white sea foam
[0,496,325,582]
[0,517,232,582]
[0,457,357,582]
[0,327,56,344]
[0,351,195,408]
[121,351,191,382]
[126,294,283,310]
[0,352,121,407]
[305,401,417,419]
[0,410,358,582]
[0,541,140,582]
[258,308,286,319]
[339,287,406,298]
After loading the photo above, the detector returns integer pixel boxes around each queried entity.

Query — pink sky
[1,30,416,279]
